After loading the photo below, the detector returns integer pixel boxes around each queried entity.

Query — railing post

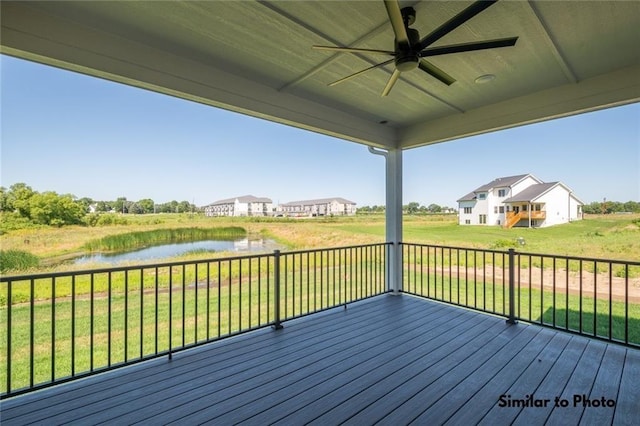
[506,248,518,324]
[272,250,283,330]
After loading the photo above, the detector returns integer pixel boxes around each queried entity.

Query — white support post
[386,148,403,294]
[368,146,403,294]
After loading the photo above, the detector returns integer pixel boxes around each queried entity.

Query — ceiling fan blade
[312,45,395,56]
[382,69,401,97]
[418,60,456,86]
[419,0,498,50]
[328,58,395,87]
[420,37,518,57]
[384,0,409,46]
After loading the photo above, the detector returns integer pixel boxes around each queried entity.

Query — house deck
[1,295,638,425]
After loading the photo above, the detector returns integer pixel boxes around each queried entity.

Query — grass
[0,250,40,273]
[1,213,639,268]
[1,213,639,394]
[402,269,640,345]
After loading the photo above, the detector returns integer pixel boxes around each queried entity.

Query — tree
[623,201,640,213]
[95,201,111,212]
[427,203,442,213]
[77,197,94,212]
[137,198,155,214]
[114,197,128,214]
[178,201,193,213]
[0,186,8,212]
[7,183,35,216]
[404,202,421,214]
[27,191,85,226]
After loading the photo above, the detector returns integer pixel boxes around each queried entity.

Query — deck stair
[504,210,546,228]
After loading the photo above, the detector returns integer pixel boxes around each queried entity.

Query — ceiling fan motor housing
[395,28,421,71]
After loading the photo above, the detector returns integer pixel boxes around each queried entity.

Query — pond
[73,237,280,265]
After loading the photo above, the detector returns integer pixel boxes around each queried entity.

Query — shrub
[0,249,40,273]
[84,213,130,227]
[0,212,39,232]
[490,239,518,249]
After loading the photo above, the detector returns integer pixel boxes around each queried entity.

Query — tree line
[358,200,640,215]
[582,200,640,214]
[357,202,456,214]
[0,183,198,227]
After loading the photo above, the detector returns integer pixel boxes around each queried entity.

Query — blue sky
[1,55,638,208]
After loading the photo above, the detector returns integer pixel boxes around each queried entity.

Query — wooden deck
[1,294,638,425]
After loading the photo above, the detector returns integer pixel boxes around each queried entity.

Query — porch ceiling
[1,1,639,150]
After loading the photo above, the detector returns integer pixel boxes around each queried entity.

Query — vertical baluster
[273,250,283,330]
[30,279,34,388]
[206,262,211,341]
[593,260,597,337]
[51,277,56,381]
[140,269,144,359]
[71,275,76,376]
[125,270,129,361]
[506,249,517,324]
[90,273,95,370]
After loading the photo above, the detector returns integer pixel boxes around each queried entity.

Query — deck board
[476,331,573,425]
[1,294,637,425]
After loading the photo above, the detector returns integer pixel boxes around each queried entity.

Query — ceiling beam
[400,65,640,149]
[523,1,578,84]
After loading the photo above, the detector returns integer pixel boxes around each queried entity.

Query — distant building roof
[281,197,356,206]
[456,192,477,202]
[473,174,533,193]
[457,174,543,201]
[208,195,272,206]
[503,182,558,202]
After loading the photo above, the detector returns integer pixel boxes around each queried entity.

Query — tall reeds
[83,227,246,253]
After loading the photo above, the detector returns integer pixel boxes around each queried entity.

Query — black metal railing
[0,243,389,397]
[401,242,640,348]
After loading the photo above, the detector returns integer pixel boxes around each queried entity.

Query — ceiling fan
[312,0,518,96]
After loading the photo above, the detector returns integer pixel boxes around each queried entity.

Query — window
[479,214,487,224]
[499,206,505,213]
[478,193,487,200]
[463,207,472,214]
[494,206,498,214]
[465,219,471,225]
[498,189,507,197]
[523,204,528,211]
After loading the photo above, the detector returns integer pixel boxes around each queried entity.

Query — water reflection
[74,238,279,265]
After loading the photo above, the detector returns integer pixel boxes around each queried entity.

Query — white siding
[536,186,582,227]
[458,201,477,225]
[511,176,541,194]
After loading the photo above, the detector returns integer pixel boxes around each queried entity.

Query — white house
[278,197,357,217]
[204,195,273,217]
[457,174,584,228]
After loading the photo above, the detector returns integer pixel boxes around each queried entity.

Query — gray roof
[503,183,558,202]
[456,192,477,202]
[208,195,272,206]
[281,197,356,206]
[457,174,537,202]
[473,174,531,192]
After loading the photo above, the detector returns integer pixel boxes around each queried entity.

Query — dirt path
[412,265,640,304]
